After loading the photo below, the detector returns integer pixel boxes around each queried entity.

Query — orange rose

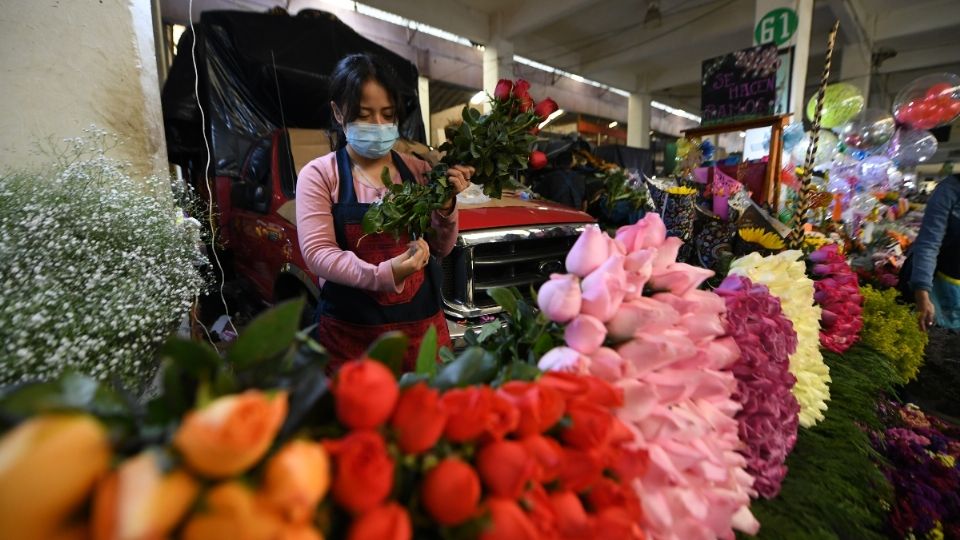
[485,391,520,440]
[594,507,645,540]
[333,360,399,430]
[347,503,412,540]
[173,390,288,478]
[261,440,331,524]
[558,448,603,492]
[560,400,613,450]
[520,435,564,483]
[498,382,565,436]
[283,525,326,540]
[390,383,447,454]
[421,458,481,526]
[441,387,491,442]
[92,450,199,540]
[606,445,648,485]
[538,372,589,402]
[586,478,643,522]
[476,440,537,499]
[0,414,110,540]
[324,431,394,514]
[180,481,286,540]
[479,498,539,540]
[580,376,624,408]
[548,491,591,539]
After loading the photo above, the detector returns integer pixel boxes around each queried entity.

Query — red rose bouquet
[364,79,557,238]
[809,244,863,354]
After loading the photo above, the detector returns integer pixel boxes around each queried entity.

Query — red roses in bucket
[326,358,647,539]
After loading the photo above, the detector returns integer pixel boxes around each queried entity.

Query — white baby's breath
[0,128,206,388]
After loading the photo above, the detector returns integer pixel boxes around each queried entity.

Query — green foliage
[364,97,540,238]
[859,285,928,384]
[595,168,650,214]
[743,344,898,540]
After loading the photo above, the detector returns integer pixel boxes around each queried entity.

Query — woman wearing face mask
[296,53,473,370]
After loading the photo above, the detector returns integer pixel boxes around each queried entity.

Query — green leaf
[0,371,128,419]
[158,338,221,377]
[362,205,382,234]
[399,372,430,389]
[476,321,501,343]
[488,287,519,318]
[432,347,498,390]
[415,325,439,377]
[365,332,409,376]
[438,346,456,364]
[227,298,305,369]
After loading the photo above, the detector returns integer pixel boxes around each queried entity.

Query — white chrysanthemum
[729,250,830,427]
[0,128,206,388]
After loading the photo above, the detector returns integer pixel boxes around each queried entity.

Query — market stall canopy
[162,9,424,175]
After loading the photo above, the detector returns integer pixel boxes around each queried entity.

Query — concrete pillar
[0,0,168,178]
[789,0,814,117]
[418,75,431,144]
[482,37,513,111]
[840,41,872,105]
[627,93,651,149]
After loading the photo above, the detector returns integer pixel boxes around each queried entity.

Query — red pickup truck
[213,127,594,342]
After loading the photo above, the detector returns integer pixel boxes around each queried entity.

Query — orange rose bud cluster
[321,358,647,539]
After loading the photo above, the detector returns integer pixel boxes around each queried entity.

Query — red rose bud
[421,459,481,526]
[324,431,394,514]
[498,381,565,436]
[334,360,399,430]
[479,498,539,540]
[520,435,564,483]
[390,383,447,454]
[441,387,491,442]
[587,477,643,522]
[548,491,591,539]
[519,95,535,113]
[512,79,531,99]
[477,440,537,499]
[594,507,645,540]
[522,484,558,539]
[561,400,613,450]
[485,392,521,440]
[534,98,559,120]
[529,151,548,170]
[558,447,603,492]
[494,79,513,101]
[347,503,412,540]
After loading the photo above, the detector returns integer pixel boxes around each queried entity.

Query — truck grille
[440,224,586,319]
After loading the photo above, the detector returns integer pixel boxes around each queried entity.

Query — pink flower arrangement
[809,245,863,354]
[715,275,800,499]
[538,217,758,540]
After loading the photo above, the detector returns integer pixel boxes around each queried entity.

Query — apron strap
[334,147,357,204]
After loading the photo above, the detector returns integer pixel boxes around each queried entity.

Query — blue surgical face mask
[345,122,399,159]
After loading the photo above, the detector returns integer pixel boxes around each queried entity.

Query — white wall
[0,0,168,179]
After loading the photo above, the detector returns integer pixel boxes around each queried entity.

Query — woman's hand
[916,289,936,331]
[440,165,475,214]
[390,238,430,286]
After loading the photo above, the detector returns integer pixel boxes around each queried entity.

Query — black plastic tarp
[162,10,425,176]
[594,145,654,176]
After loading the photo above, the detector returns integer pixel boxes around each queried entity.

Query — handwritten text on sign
[701,44,781,125]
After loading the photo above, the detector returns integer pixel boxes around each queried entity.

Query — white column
[840,42,872,105]
[482,37,513,112]
[789,0,814,117]
[627,93,651,149]
[417,76,431,143]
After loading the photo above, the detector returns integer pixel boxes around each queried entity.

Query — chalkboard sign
[701,44,781,125]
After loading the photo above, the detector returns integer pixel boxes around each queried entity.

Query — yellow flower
[802,234,830,251]
[738,228,786,250]
[729,251,830,428]
[926,522,944,540]
[666,186,698,196]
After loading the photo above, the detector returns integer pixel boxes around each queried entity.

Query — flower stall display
[715,275,800,500]
[728,251,829,428]
[536,215,758,540]
[363,79,557,238]
[809,244,864,354]
[0,129,205,387]
[860,285,928,384]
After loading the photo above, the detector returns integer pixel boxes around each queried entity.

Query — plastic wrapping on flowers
[809,244,864,354]
[728,251,830,428]
[536,215,758,540]
[715,275,800,500]
[860,285,928,384]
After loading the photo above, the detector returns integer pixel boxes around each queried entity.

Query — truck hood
[458,192,594,231]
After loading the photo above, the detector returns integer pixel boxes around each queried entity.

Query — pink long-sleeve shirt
[295,151,458,293]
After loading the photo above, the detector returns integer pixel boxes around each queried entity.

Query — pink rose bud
[615,213,667,252]
[565,225,610,277]
[537,346,588,373]
[680,313,726,343]
[649,263,714,296]
[618,331,697,375]
[537,274,582,323]
[564,314,607,354]
[652,236,684,273]
[587,347,625,382]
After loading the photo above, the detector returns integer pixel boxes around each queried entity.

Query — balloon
[807,83,865,128]
[792,129,839,170]
[838,108,896,151]
[887,128,938,167]
[782,122,805,151]
[700,139,715,161]
[892,72,960,130]
[858,156,893,189]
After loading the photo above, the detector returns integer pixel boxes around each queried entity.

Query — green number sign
[755,8,798,47]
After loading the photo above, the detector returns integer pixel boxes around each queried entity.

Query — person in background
[296,53,473,370]
[532,150,587,210]
[911,175,960,330]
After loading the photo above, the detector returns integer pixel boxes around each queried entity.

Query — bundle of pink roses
[535,215,758,540]
[809,244,863,354]
[715,275,800,499]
